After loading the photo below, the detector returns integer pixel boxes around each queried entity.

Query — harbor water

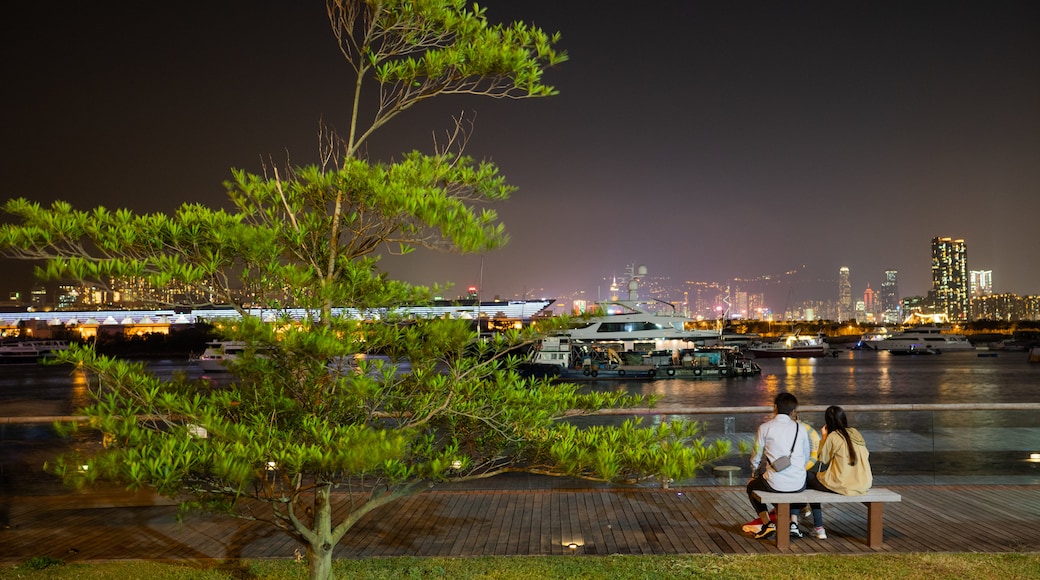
[584,349,1040,485]
[2,350,1039,493]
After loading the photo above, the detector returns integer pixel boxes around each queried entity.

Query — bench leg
[866,502,884,548]
[775,503,791,550]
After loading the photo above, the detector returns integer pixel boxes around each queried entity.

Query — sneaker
[753,521,777,539]
[814,526,827,539]
[789,523,804,539]
[741,517,763,534]
[741,512,778,534]
[800,506,812,519]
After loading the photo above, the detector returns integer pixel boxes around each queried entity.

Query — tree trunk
[307,484,337,580]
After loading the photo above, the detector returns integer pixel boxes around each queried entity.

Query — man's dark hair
[774,392,798,416]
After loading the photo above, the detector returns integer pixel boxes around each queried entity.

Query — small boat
[0,339,70,364]
[1028,346,1040,363]
[747,332,831,358]
[657,347,761,378]
[192,341,247,372]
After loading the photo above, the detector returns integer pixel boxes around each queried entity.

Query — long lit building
[0,300,555,339]
[931,236,969,322]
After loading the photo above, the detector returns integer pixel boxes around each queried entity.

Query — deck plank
[2,484,1040,562]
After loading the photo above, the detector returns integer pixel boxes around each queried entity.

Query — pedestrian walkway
[1,477,1038,563]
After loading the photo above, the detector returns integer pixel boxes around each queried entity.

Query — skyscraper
[931,237,969,321]
[863,283,874,321]
[969,270,993,297]
[838,266,851,321]
[879,269,900,323]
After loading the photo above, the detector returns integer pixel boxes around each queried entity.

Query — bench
[751,488,902,550]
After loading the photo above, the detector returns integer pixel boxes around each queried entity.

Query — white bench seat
[752,488,901,550]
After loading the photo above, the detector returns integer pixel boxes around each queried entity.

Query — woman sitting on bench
[797,405,873,539]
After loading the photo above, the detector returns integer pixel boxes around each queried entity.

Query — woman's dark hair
[824,405,857,466]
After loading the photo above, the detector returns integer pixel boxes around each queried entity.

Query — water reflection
[612,350,1040,408]
[69,367,91,411]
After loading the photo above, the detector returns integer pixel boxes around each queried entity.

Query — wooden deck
[1,482,1039,562]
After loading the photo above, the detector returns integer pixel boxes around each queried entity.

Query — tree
[0,3,731,579]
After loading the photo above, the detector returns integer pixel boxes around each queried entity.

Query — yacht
[747,333,831,358]
[524,264,727,378]
[525,300,722,379]
[192,340,247,372]
[867,326,974,353]
[0,339,70,364]
[565,298,720,349]
[856,327,893,350]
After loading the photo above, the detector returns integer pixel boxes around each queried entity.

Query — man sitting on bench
[747,392,811,540]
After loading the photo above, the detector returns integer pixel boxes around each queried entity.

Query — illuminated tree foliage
[0,3,730,579]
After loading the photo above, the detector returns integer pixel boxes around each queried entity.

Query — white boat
[192,340,247,372]
[525,299,723,379]
[856,328,893,350]
[565,298,721,349]
[747,333,831,358]
[0,339,70,364]
[867,326,974,353]
[524,264,732,378]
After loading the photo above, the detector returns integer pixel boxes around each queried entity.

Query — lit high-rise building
[879,269,900,323]
[863,283,874,321]
[931,237,969,321]
[969,270,993,298]
[838,266,851,321]
[30,285,48,309]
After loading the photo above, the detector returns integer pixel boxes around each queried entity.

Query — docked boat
[565,298,721,349]
[747,333,831,358]
[524,336,760,380]
[0,339,70,364]
[192,340,247,372]
[855,328,893,350]
[657,347,761,378]
[523,335,653,379]
[866,326,974,353]
[522,264,752,379]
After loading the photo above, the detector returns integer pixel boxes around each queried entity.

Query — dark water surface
[2,350,1036,415]
[636,349,1040,407]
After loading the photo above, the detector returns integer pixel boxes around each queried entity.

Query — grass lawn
[2,554,1039,579]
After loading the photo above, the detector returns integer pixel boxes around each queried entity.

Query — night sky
[3,1,1038,306]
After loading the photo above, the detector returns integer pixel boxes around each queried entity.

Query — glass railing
[640,404,1040,486]
[3,404,1039,495]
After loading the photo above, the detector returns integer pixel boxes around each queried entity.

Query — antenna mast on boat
[719,285,731,337]
[625,263,647,301]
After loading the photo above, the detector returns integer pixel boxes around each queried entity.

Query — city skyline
[0,225,1030,319]
[3,2,1038,303]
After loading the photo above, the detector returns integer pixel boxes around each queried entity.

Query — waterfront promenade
[2,475,1038,563]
